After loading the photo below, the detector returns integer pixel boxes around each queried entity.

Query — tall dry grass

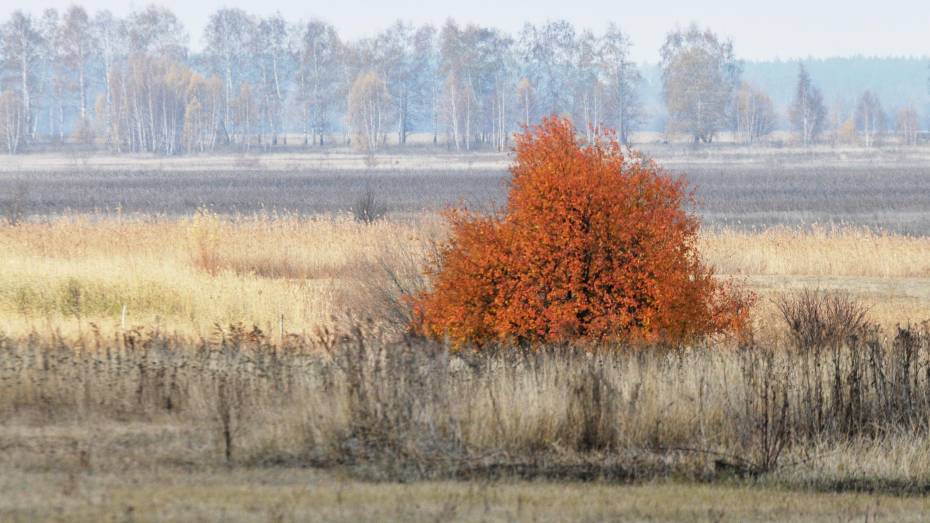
[0,212,438,337]
[703,226,930,278]
[2,215,930,338]
[4,313,930,490]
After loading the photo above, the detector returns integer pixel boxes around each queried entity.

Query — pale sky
[4,0,929,62]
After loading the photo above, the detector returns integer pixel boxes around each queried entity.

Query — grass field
[5,151,930,521]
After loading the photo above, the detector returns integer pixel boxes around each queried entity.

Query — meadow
[4,150,930,521]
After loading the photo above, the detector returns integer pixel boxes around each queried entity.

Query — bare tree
[854,90,884,149]
[733,83,776,145]
[368,22,442,148]
[0,89,25,153]
[516,78,534,129]
[38,9,67,143]
[439,21,514,151]
[439,20,466,150]
[347,71,389,155]
[412,25,440,146]
[92,11,125,147]
[254,14,291,146]
[599,24,642,145]
[789,64,827,146]
[1,11,43,145]
[375,22,414,146]
[60,6,96,133]
[573,30,603,143]
[518,21,577,122]
[125,5,188,59]
[465,26,514,151]
[204,8,255,143]
[895,106,919,146]
[231,83,258,151]
[660,24,740,144]
[297,20,343,146]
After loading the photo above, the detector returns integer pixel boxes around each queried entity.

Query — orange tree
[412,117,752,347]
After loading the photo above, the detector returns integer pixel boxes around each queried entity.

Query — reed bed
[3,318,930,490]
[0,213,437,337]
[703,225,930,278]
[2,215,929,338]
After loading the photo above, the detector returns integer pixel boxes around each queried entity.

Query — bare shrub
[735,346,791,475]
[775,289,871,349]
[320,325,464,479]
[345,242,433,330]
[211,370,250,463]
[352,187,387,225]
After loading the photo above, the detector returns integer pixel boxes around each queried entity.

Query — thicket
[6,304,930,489]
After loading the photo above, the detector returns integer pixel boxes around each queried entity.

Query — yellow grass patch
[2,216,929,338]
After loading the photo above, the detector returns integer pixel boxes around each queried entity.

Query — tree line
[0,6,926,155]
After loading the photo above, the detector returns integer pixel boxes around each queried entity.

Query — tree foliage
[412,117,752,348]
[660,25,740,143]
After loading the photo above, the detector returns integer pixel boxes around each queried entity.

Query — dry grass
[2,216,929,338]
[701,226,930,331]
[4,215,930,518]
[703,226,930,278]
[0,213,437,337]
[4,319,930,498]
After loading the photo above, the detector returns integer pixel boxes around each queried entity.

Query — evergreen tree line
[0,6,927,154]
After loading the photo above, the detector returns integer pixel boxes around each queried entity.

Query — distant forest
[0,5,927,154]
[639,57,930,131]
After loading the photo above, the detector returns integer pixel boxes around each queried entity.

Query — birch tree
[347,71,389,154]
[660,24,740,143]
[203,8,255,142]
[126,5,187,59]
[788,64,827,145]
[518,21,577,121]
[896,106,919,146]
[38,9,67,142]
[254,14,291,145]
[854,90,884,148]
[574,30,603,143]
[0,89,24,153]
[92,11,125,146]
[0,11,43,144]
[733,83,775,145]
[599,24,642,145]
[60,6,95,129]
[297,20,343,146]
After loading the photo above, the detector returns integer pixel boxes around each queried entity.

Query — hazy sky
[4,0,929,62]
